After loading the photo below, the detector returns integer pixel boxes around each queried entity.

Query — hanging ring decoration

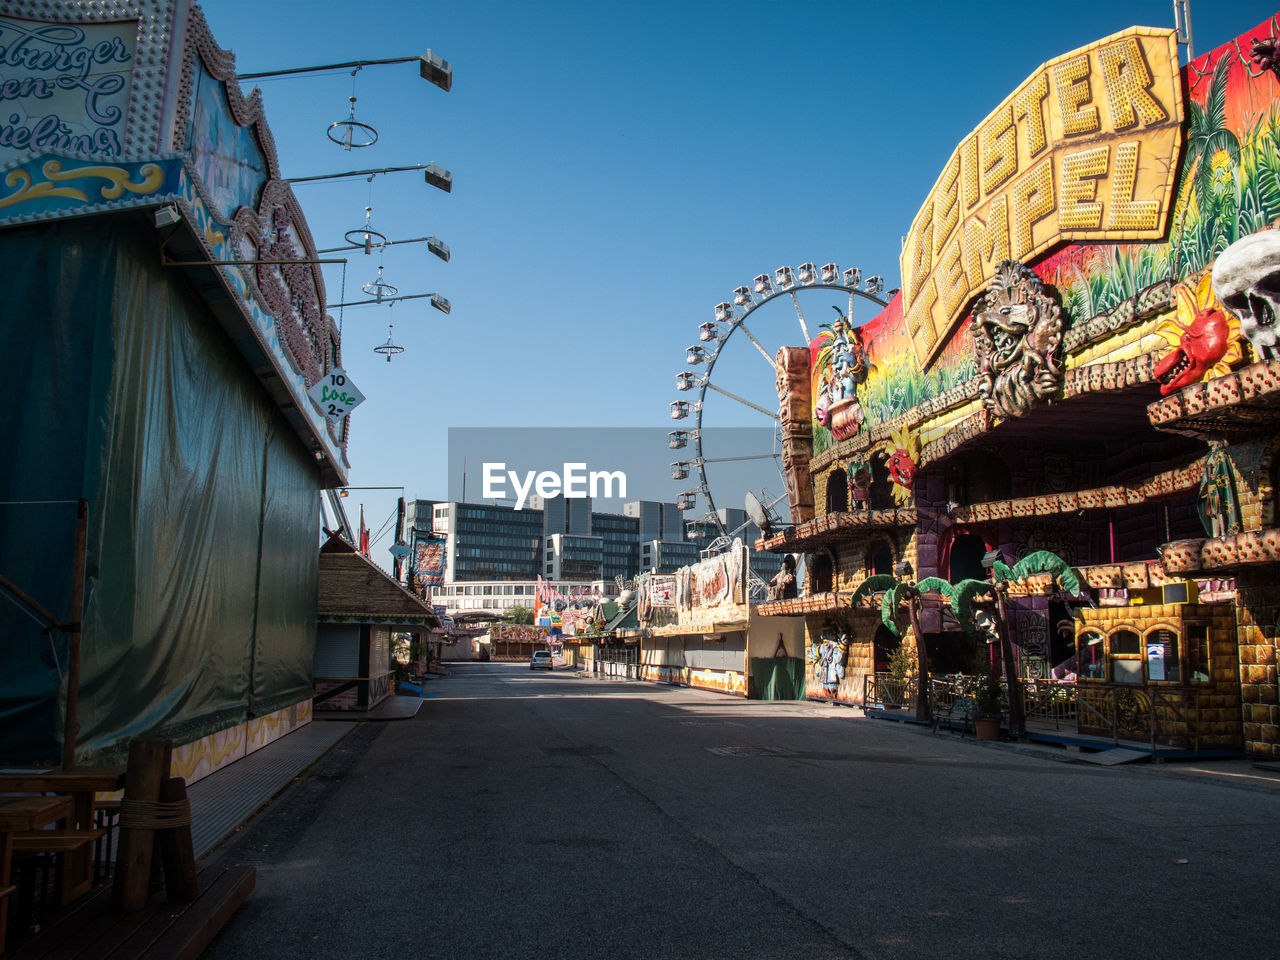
[374,322,404,362]
[327,95,379,150]
[344,205,389,254]
[362,264,398,303]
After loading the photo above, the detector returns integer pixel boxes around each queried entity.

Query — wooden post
[62,499,88,771]
[114,738,171,911]
[158,777,198,902]
[907,591,933,723]
[992,582,1026,738]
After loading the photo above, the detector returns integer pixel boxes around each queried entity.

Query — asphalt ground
[203,662,1280,960]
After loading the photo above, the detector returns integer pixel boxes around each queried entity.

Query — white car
[530,650,553,670]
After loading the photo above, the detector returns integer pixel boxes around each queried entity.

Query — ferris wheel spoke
[789,291,812,343]
[735,320,782,372]
[700,453,781,464]
[704,381,779,420]
[848,291,856,326]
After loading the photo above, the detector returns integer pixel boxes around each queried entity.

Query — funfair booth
[0,1,349,779]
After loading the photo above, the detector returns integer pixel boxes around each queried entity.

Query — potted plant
[971,669,1003,740]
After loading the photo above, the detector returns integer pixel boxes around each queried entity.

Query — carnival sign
[0,16,136,162]
[899,27,1183,370]
[649,574,676,608]
[307,367,364,423]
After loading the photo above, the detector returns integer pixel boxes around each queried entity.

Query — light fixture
[714,302,734,322]
[430,293,451,314]
[699,321,718,342]
[670,401,690,419]
[894,560,913,579]
[686,345,705,365]
[775,265,795,289]
[981,550,1003,569]
[285,163,451,189]
[668,430,689,449]
[239,53,454,92]
[154,204,181,228]
[670,461,690,480]
[733,285,753,307]
[424,162,452,193]
[865,275,885,296]
[426,236,450,262]
[754,273,773,296]
[419,49,453,91]
[843,267,861,288]
[797,262,817,284]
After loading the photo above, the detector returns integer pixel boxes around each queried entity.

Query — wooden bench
[12,830,106,904]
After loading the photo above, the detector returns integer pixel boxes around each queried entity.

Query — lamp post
[237,51,453,93]
[982,549,1026,737]
[286,163,452,193]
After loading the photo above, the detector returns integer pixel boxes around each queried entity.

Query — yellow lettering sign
[898,27,1182,371]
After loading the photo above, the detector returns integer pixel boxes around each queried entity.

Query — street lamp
[237,51,453,93]
[331,291,451,314]
[285,163,454,194]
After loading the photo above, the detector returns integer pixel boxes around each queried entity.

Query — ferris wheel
[669,261,889,548]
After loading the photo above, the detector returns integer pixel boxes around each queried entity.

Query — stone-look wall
[1075,603,1241,749]
[1236,568,1280,757]
[1227,437,1278,532]
[802,610,881,704]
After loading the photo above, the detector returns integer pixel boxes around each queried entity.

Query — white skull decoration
[1211,231,1280,362]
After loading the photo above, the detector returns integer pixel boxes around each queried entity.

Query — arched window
[1109,629,1142,685]
[1078,630,1104,680]
[827,467,848,514]
[867,540,893,577]
[948,533,987,584]
[869,454,894,510]
[809,554,833,594]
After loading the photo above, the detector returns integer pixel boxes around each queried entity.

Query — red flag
[358,505,370,557]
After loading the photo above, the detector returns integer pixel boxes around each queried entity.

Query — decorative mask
[971,260,1063,419]
[1211,230,1280,362]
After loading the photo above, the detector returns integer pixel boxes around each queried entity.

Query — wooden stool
[12,829,106,904]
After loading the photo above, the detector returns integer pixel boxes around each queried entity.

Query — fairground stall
[630,548,807,699]
[0,1,349,777]
[757,12,1280,757]
[315,535,438,711]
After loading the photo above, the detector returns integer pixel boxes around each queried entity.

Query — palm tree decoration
[1178,52,1241,276]
[849,571,933,721]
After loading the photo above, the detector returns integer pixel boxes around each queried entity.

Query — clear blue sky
[202,0,1278,558]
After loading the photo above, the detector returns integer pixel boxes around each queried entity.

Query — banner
[414,536,447,586]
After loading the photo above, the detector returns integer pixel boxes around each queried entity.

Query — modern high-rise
[405,496,720,614]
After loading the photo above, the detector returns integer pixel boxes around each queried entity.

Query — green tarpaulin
[750,657,805,700]
[0,216,318,765]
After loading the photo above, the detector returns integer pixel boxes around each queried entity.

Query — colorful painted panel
[0,15,136,162]
[1045,14,1280,339]
[186,61,268,220]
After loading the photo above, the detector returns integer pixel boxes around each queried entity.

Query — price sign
[307,368,365,423]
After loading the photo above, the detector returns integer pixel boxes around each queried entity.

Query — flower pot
[974,717,1001,741]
